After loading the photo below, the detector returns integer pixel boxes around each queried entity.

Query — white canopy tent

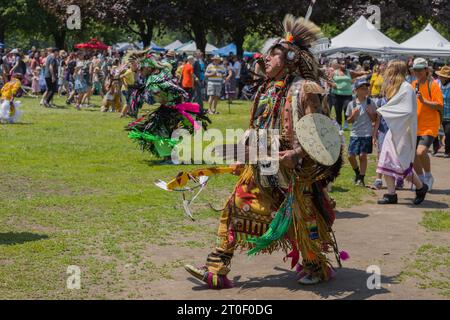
[387,23,450,57]
[320,16,400,55]
[175,41,218,54]
[401,23,449,49]
[164,40,184,51]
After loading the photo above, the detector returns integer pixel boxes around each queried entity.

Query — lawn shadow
[331,186,350,193]
[189,266,394,300]
[336,211,370,219]
[1,122,34,125]
[0,232,49,245]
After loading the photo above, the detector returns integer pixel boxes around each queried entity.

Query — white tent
[385,23,450,57]
[176,41,218,54]
[164,40,184,51]
[321,16,400,55]
[401,23,449,49]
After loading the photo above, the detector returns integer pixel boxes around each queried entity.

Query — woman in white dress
[376,60,428,205]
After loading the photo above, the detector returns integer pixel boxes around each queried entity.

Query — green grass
[398,244,450,298]
[0,95,376,299]
[420,210,450,232]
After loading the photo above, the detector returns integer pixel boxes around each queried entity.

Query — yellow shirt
[370,73,384,96]
[1,78,21,100]
[120,69,135,91]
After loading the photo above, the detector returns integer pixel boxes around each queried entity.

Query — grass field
[0,95,377,299]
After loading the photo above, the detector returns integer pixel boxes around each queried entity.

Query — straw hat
[212,55,221,61]
[436,65,450,79]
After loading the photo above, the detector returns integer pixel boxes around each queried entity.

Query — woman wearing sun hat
[436,65,450,158]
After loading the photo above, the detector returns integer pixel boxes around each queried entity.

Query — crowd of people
[0,46,260,116]
[0,44,449,197]
[320,55,448,205]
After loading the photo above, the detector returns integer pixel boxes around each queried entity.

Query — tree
[170,0,218,54]
[92,0,175,47]
[0,0,27,43]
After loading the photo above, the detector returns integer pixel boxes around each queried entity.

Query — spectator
[31,67,41,95]
[193,50,205,111]
[411,58,444,191]
[205,55,226,114]
[224,57,236,104]
[376,60,429,205]
[232,55,242,98]
[369,62,386,99]
[346,79,377,186]
[42,48,59,108]
[181,55,195,99]
[120,61,138,117]
[436,65,450,158]
[329,59,369,130]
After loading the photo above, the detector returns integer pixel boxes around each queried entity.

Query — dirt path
[144,156,450,300]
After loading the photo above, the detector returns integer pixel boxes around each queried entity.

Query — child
[32,67,41,96]
[0,73,23,123]
[74,64,88,110]
[92,67,104,98]
[346,79,377,186]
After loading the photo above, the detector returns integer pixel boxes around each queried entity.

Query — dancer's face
[265,47,285,79]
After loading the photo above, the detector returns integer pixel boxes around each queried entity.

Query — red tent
[74,38,109,51]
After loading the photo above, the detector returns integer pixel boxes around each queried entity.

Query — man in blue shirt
[436,66,450,158]
[193,49,206,112]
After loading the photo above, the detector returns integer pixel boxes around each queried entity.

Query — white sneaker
[425,175,434,191]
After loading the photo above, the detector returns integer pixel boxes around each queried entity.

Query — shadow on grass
[336,211,370,219]
[0,232,49,245]
[1,122,34,125]
[188,266,395,299]
[331,186,350,193]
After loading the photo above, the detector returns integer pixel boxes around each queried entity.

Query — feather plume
[282,14,322,47]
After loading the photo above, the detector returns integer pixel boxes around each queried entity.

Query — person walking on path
[411,58,444,191]
[436,66,450,158]
[376,60,429,205]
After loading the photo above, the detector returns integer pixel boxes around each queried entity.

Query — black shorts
[416,135,435,148]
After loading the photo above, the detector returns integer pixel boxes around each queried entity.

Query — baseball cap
[353,78,370,90]
[412,57,428,70]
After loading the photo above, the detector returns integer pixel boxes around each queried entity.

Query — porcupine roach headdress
[269,14,323,82]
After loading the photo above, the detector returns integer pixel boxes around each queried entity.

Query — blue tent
[212,43,236,56]
[136,41,166,52]
[212,43,255,57]
[0,42,5,49]
[151,42,166,52]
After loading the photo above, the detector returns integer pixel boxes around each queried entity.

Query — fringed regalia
[185,14,346,289]
[0,76,23,124]
[126,55,210,158]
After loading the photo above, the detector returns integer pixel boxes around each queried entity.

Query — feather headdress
[282,14,322,49]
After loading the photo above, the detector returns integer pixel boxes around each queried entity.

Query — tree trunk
[233,30,245,58]
[52,29,66,50]
[192,23,207,54]
[140,20,153,48]
[0,24,5,44]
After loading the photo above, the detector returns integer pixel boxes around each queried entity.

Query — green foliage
[243,32,265,52]
[320,23,342,38]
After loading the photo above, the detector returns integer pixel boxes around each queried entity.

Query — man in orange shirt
[181,55,195,100]
[411,58,444,191]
